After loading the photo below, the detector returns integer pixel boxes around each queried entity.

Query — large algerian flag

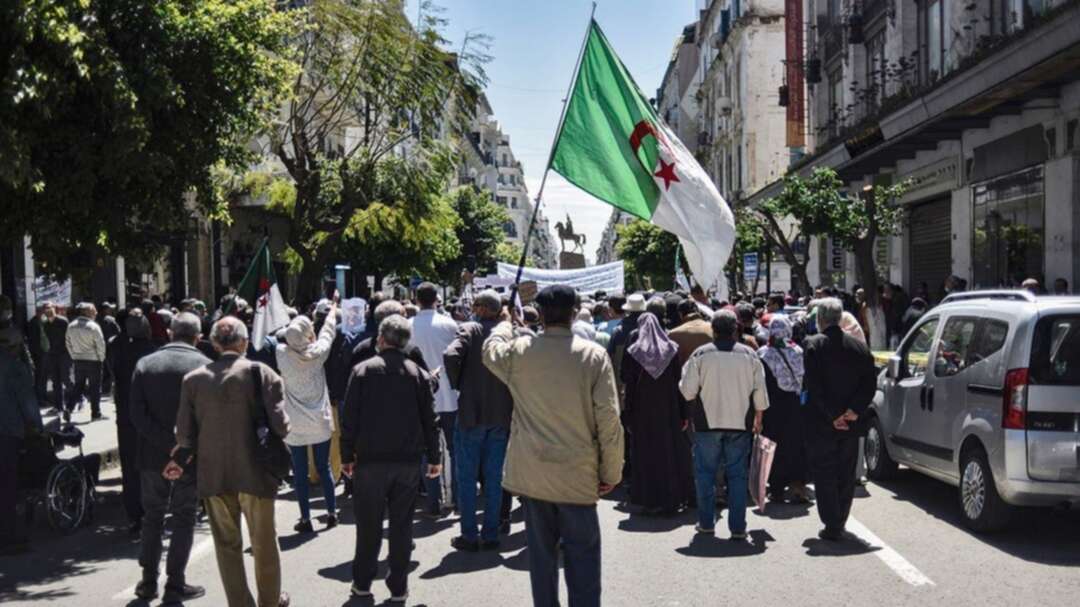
[236,239,290,350]
[551,20,735,292]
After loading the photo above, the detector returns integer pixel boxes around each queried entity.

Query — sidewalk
[41,395,122,470]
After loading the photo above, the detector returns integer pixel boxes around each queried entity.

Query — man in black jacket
[802,297,877,541]
[110,310,157,534]
[443,290,514,552]
[40,302,71,411]
[341,315,439,602]
[128,312,210,603]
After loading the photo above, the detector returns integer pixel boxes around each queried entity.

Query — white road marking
[847,516,936,587]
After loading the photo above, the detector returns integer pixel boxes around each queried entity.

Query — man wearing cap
[483,284,623,607]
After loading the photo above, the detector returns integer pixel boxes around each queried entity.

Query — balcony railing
[822,21,845,60]
[864,0,889,24]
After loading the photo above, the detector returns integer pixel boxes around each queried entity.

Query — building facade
[745,0,1080,301]
[595,209,636,266]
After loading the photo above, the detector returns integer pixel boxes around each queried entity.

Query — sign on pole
[743,253,759,283]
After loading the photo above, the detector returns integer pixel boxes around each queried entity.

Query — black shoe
[421,506,443,520]
[818,527,844,541]
[91,412,104,421]
[128,521,142,536]
[162,583,205,604]
[62,411,71,423]
[450,536,479,552]
[480,539,501,551]
[499,520,511,535]
[293,520,314,534]
[325,514,338,529]
[134,580,159,600]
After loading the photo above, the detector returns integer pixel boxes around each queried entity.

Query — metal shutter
[908,197,952,303]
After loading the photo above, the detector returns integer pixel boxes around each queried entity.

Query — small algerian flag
[236,239,290,350]
[552,20,735,293]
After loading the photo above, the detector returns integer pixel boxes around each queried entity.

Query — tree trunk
[854,237,887,349]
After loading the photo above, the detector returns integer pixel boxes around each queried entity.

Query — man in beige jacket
[483,284,623,607]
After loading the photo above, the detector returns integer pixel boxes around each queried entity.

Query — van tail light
[1003,368,1028,430]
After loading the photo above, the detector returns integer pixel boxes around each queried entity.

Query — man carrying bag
[168,317,292,607]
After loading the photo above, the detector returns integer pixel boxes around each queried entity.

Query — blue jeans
[289,440,335,521]
[455,425,509,542]
[692,431,751,534]
[425,411,457,512]
[522,497,601,607]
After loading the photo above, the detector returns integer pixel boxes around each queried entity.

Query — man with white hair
[170,316,291,607]
[801,297,876,541]
[341,315,440,603]
[65,302,106,421]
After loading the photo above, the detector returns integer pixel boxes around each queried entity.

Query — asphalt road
[3,464,1078,606]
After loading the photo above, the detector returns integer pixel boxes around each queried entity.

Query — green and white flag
[552,20,735,292]
[236,239,290,350]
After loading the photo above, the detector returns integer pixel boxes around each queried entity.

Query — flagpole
[512,2,597,289]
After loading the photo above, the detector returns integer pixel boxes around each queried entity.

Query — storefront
[971,165,1045,288]
[908,196,953,302]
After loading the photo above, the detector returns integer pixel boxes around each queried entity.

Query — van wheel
[865,416,898,481]
[959,447,1011,533]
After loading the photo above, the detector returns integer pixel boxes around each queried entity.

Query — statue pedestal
[559,252,586,270]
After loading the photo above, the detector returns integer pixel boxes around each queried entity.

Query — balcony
[863,0,889,25]
[822,21,845,61]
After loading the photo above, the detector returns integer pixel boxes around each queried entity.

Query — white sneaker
[389,592,408,603]
[350,584,372,598]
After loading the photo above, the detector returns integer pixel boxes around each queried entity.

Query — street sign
[743,253,759,282]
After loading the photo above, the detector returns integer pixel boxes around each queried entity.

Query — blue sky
[410,1,699,262]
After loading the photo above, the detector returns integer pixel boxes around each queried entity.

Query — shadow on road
[873,470,1080,566]
[757,502,813,521]
[801,536,881,557]
[675,529,772,558]
[617,509,697,533]
[318,559,419,583]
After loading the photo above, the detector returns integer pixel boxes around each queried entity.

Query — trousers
[204,493,281,607]
[806,431,861,532]
[70,360,102,415]
[692,431,751,534]
[289,440,335,521]
[521,497,601,607]
[352,462,419,597]
[139,470,197,585]
[455,424,509,542]
[117,416,143,523]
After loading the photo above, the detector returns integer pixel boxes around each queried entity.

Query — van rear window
[1030,316,1080,385]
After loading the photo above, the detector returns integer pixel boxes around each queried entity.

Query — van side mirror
[887,355,902,380]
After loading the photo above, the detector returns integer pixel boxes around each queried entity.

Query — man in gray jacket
[129,312,210,603]
[65,302,106,421]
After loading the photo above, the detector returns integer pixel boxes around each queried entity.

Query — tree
[435,186,509,285]
[764,167,908,344]
[268,0,488,299]
[729,205,766,293]
[0,0,297,276]
[615,220,685,291]
[493,241,539,269]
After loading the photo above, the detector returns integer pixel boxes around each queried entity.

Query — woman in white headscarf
[275,301,338,533]
[758,316,811,503]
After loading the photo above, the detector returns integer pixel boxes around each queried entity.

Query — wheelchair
[18,424,100,534]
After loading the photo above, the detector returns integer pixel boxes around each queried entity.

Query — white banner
[495,261,624,295]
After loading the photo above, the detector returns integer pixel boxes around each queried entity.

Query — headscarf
[758,315,804,393]
[840,311,866,343]
[626,313,678,380]
[284,315,318,359]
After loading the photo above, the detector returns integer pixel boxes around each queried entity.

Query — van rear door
[1026,315,1080,482]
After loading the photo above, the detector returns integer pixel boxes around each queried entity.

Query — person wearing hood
[275,302,339,533]
[620,313,694,515]
[758,316,811,503]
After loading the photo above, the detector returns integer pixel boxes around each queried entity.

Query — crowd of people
[7,272,1032,605]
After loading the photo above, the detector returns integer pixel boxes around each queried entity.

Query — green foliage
[270,0,489,298]
[0,0,298,275]
[435,187,509,283]
[615,220,684,291]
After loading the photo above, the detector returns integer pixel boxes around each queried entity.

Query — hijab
[284,316,319,360]
[627,313,678,380]
[757,315,805,393]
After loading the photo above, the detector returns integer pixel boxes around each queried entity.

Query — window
[972,166,1045,287]
[903,318,939,379]
[972,319,1009,364]
[934,317,979,377]
[502,221,517,238]
[827,69,843,136]
[1030,316,1080,385]
[920,0,955,83]
[496,196,507,206]
[865,28,887,113]
[511,197,518,209]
